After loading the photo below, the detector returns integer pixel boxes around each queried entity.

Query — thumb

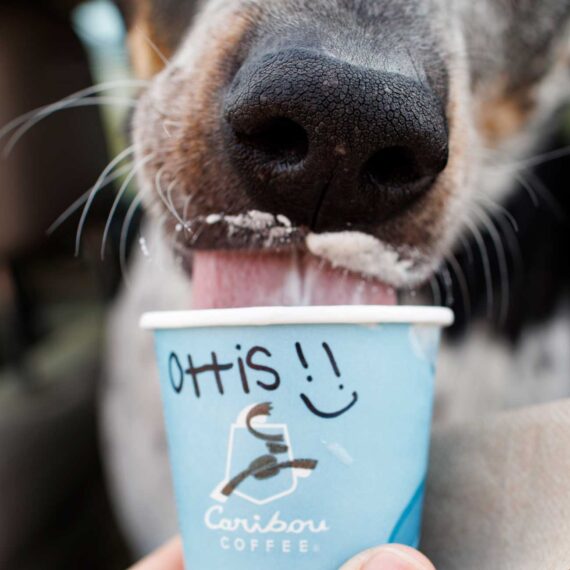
[340,545,436,570]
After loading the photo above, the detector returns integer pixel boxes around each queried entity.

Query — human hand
[130,537,184,570]
[340,545,435,569]
[131,537,435,570]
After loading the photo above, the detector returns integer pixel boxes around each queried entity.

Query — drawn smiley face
[295,342,359,419]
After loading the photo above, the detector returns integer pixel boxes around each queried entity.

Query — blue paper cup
[141,306,453,569]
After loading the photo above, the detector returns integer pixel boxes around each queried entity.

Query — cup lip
[140,305,454,330]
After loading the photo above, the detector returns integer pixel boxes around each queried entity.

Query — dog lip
[168,212,419,300]
[173,210,308,251]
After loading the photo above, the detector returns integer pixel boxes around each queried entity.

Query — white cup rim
[140,305,454,329]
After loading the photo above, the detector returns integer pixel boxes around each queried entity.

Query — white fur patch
[306,231,432,286]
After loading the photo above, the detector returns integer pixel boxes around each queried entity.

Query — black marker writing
[322,342,341,377]
[221,403,317,498]
[169,352,184,394]
[185,352,234,398]
[295,342,309,369]
[246,346,280,391]
[295,341,359,419]
[236,354,250,394]
[167,341,357,420]
[300,392,359,419]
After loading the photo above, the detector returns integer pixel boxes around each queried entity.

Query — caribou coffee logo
[211,402,318,505]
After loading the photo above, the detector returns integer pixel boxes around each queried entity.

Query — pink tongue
[192,251,397,309]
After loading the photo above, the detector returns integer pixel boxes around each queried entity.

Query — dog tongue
[191,251,397,309]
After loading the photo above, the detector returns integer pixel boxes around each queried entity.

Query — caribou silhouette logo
[211,403,318,505]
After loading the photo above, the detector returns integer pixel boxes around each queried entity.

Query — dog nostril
[236,117,308,165]
[224,49,450,229]
[363,146,422,188]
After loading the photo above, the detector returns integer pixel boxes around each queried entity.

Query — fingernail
[362,546,434,570]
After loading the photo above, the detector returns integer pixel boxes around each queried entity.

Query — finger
[340,544,436,570]
[129,536,184,570]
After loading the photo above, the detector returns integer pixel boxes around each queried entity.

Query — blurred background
[1,1,137,567]
[1,1,569,569]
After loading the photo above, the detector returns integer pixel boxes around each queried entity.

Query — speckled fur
[124,0,570,283]
[104,0,570,556]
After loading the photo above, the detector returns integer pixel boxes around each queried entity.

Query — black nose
[223,49,449,230]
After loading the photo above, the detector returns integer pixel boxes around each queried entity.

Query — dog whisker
[519,171,566,221]
[446,252,472,320]
[514,172,540,208]
[166,178,183,224]
[155,166,186,227]
[181,193,195,236]
[120,192,144,285]
[474,206,510,327]
[457,232,475,268]
[135,24,172,67]
[429,275,443,307]
[100,154,154,260]
[162,118,186,128]
[2,97,137,158]
[465,217,494,319]
[0,78,148,141]
[0,79,148,157]
[486,206,524,290]
[474,196,524,312]
[75,145,136,256]
[190,223,207,246]
[47,162,134,235]
[162,123,173,138]
[510,145,570,171]
[476,196,519,234]
[441,263,455,308]
[475,196,524,287]
[480,143,570,178]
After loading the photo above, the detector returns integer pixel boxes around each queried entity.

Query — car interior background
[1,1,136,567]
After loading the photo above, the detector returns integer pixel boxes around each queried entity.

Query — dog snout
[224,48,449,231]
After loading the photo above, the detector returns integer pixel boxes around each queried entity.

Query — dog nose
[224,49,449,230]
